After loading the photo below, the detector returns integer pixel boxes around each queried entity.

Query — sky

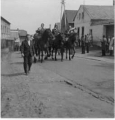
[1,0,113,34]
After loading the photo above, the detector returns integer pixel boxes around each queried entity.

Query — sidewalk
[75,47,114,63]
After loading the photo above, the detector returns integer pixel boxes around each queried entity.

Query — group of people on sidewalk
[101,35,114,56]
[80,34,93,54]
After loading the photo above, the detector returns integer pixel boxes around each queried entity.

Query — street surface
[1,51,114,118]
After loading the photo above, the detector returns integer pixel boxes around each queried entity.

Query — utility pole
[83,0,85,5]
[60,0,66,32]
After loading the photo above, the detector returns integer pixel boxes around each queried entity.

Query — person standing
[101,35,107,56]
[81,35,85,54]
[21,34,35,75]
[109,36,114,56]
[85,34,90,53]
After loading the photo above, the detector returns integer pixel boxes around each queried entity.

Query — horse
[50,33,65,61]
[64,33,77,60]
[34,29,54,63]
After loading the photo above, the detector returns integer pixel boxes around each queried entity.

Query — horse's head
[44,29,55,40]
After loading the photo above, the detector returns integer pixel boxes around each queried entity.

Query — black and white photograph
[1,0,114,118]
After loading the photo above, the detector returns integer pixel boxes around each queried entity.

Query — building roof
[1,16,10,24]
[10,31,19,40]
[18,30,27,37]
[65,10,78,23]
[83,5,114,20]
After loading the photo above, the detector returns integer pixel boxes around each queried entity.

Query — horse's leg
[69,48,71,61]
[72,47,75,59]
[44,48,48,60]
[55,48,57,61]
[51,48,54,60]
[66,48,68,59]
[61,47,64,62]
[41,48,43,63]
[38,48,40,61]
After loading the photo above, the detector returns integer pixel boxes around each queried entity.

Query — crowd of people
[67,25,114,57]
[101,35,114,56]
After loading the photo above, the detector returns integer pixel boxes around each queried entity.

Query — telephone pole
[60,0,66,32]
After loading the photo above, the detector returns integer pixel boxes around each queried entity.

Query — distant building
[61,10,77,33]
[74,5,114,46]
[11,29,20,41]
[11,29,27,44]
[1,17,14,48]
[10,29,21,50]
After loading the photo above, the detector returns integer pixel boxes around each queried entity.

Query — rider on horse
[36,23,45,37]
[52,24,59,37]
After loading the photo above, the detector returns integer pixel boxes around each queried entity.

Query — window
[5,26,7,33]
[82,12,84,19]
[79,13,81,20]
[78,27,80,38]
[3,26,4,33]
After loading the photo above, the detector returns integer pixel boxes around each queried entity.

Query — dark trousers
[102,50,106,56]
[82,46,85,54]
[23,55,32,73]
[78,40,80,47]
[86,43,89,53]
[110,50,113,56]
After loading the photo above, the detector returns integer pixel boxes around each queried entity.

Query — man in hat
[21,34,35,75]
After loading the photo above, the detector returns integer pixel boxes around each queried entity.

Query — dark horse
[50,33,65,61]
[33,29,54,63]
[64,33,77,60]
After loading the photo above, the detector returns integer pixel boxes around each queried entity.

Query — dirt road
[1,52,114,118]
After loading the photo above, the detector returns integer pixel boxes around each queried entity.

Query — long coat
[109,37,114,50]
[101,38,107,50]
[21,40,35,57]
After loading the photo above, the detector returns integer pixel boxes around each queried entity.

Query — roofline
[64,9,78,23]
[11,29,19,31]
[73,5,83,21]
[73,11,78,21]
[1,16,11,24]
[73,5,114,21]
[73,5,92,21]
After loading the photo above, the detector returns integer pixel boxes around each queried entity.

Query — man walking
[21,34,35,75]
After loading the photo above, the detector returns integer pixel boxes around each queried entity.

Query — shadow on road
[1,72,25,77]
[93,63,114,69]
[10,62,23,65]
